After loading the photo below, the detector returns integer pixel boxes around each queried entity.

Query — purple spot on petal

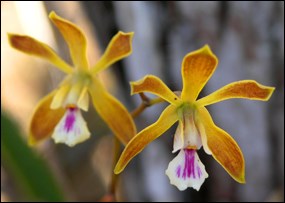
[176,166,181,178]
[64,108,76,132]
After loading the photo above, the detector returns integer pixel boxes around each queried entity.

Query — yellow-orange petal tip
[119,31,134,37]
[237,175,246,184]
[48,11,56,19]
[114,167,121,175]
[199,44,215,56]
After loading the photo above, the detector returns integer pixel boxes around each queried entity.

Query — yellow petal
[49,11,88,70]
[114,105,178,174]
[8,34,73,73]
[50,84,71,109]
[181,45,218,102]
[130,75,181,105]
[92,31,134,73]
[89,77,136,145]
[197,121,212,155]
[198,107,245,183]
[77,86,89,111]
[196,80,275,107]
[29,91,66,145]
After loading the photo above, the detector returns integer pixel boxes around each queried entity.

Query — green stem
[131,93,164,118]
[110,136,121,195]
[108,93,164,201]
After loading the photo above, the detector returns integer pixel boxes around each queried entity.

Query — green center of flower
[50,70,93,111]
[71,70,92,86]
[177,102,198,121]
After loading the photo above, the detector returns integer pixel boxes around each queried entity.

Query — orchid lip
[166,148,208,191]
[51,106,91,147]
[64,107,76,132]
[176,149,202,179]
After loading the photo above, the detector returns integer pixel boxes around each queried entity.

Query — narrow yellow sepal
[196,80,275,107]
[29,91,66,145]
[49,11,89,70]
[89,77,136,145]
[181,45,218,102]
[92,31,134,73]
[8,33,73,73]
[130,75,181,105]
[114,105,178,174]
[198,107,246,183]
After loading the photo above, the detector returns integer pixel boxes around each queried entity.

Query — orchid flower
[114,45,274,191]
[8,11,136,147]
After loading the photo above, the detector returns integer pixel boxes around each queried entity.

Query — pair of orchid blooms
[9,11,274,191]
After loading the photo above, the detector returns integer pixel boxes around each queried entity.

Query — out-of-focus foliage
[1,111,64,201]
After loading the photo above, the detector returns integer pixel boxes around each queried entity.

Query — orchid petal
[89,77,136,145]
[49,11,88,70]
[8,34,73,73]
[181,109,202,150]
[197,121,212,155]
[131,75,181,105]
[114,105,178,174]
[50,84,71,110]
[173,121,184,153]
[198,107,245,183]
[181,45,218,102]
[173,111,203,153]
[29,91,65,145]
[92,31,134,73]
[77,86,89,111]
[166,149,208,191]
[64,82,89,111]
[196,80,275,107]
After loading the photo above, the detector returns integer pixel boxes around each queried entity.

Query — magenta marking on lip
[176,165,181,178]
[64,108,76,132]
[182,149,196,179]
[197,166,202,178]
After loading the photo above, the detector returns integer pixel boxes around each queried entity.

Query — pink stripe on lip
[64,107,76,132]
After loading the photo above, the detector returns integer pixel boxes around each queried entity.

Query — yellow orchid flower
[8,11,136,147]
[114,45,275,191]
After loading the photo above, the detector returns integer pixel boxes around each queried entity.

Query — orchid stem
[131,93,164,118]
[110,136,121,194]
[108,93,164,201]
